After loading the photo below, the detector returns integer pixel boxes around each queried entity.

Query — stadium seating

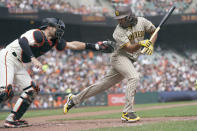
[1,0,196,16]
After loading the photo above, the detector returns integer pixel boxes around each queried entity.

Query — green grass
[140,105,197,118]
[82,120,197,131]
[0,101,196,121]
[56,105,197,121]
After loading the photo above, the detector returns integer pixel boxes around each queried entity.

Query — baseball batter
[0,17,114,128]
[64,6,157,123]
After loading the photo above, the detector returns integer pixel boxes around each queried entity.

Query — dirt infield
[0,102,197,131]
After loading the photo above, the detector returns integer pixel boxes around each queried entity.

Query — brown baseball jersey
[113,17,156,61]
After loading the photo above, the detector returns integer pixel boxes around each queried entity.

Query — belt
[12,52,22,62]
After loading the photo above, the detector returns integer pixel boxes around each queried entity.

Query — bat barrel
[158,6,176,27]
[140,6,176,54]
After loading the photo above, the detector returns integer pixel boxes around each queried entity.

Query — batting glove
[138,40,152,48]
[145,44,154,55]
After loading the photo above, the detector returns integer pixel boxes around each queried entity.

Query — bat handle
[141,27,160,54]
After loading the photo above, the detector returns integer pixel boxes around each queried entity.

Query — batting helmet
[114,6,138,28]
[39,18,65,40]
[114,6,132,19]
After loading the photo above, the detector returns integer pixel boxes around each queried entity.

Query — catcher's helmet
[39,18,65,40]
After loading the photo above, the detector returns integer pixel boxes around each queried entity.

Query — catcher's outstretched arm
[66,41,116,53]
[66,41,100,50]
[66,41,86,50]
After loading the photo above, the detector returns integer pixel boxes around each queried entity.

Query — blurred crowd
[112,0,194,16]
[0,0,196,16]
[138,51,197,92]
[12,49,197,94]
[0,0,111,16]
[130,0,194,16]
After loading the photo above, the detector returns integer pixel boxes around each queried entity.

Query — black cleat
[4,120,29,128]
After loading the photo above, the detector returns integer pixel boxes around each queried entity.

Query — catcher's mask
[39,18,65,40]
[114,6,137,28]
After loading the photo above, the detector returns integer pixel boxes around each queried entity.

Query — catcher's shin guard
[7,82,39,121]
[0,85,14,103]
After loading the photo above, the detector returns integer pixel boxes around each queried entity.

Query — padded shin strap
[11,82,39,120]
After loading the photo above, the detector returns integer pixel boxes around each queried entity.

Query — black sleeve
[18,37,34,58]
[55,39,66,51]
[33,30,44,45]
[85,42,98,51]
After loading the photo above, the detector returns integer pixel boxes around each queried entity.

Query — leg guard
[7,82,39,121]
[0,85,14,103]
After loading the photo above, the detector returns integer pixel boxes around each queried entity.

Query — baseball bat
[141,6,176,54]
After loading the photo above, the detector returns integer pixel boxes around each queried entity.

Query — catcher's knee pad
[0,85,14,103]
[11,82,39,120]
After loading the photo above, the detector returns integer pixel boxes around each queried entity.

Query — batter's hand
[31,57,42,70]
[138,40,152,48]
[145,44,154,55]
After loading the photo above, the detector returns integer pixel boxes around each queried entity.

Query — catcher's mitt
[97,40,116,53]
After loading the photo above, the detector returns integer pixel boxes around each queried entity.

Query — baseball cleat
[16,120,28,126]
[121,112,140,123]
[63,94,75,114]
[4,120,29,128]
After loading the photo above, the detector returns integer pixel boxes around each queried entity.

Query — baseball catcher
[0,17,114,128]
